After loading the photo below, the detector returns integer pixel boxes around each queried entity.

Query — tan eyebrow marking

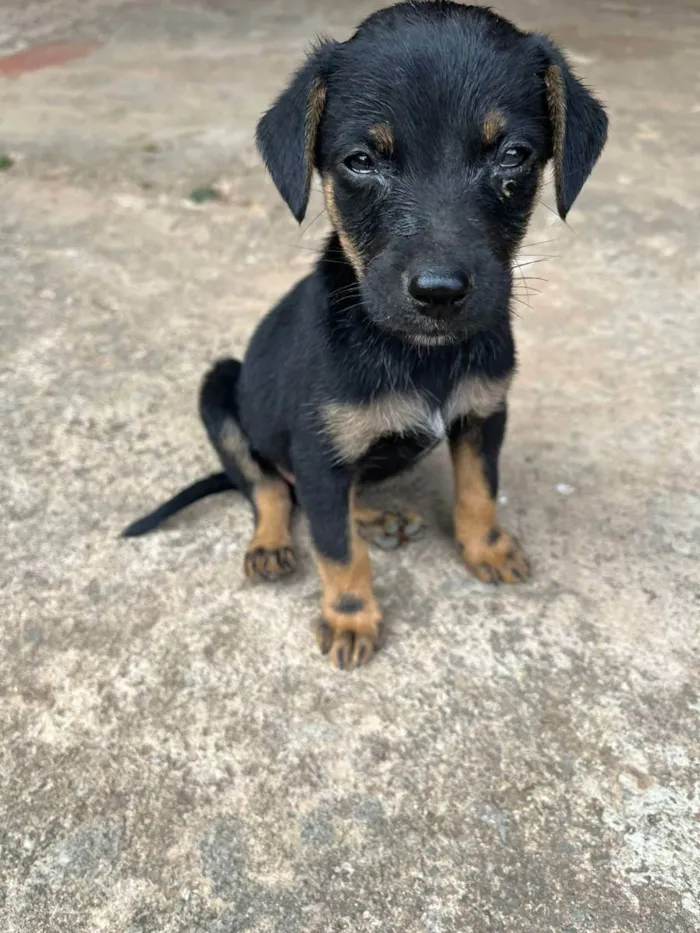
[368,122,395,154]
[482,110,507,145]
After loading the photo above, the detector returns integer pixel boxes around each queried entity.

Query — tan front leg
[315,494,382,669]
[451,429,530,584]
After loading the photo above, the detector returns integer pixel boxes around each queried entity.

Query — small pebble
[555,483,575,496]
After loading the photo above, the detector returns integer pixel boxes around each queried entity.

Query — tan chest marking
[321,374,512,463]
[444,373,512,424]
[322,394,435,463]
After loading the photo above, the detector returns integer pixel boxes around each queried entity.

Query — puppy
[124,1,607,669]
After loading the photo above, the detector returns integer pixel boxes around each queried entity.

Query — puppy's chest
[321,374,511,463]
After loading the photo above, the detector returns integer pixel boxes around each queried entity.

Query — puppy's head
[257,2,607,345]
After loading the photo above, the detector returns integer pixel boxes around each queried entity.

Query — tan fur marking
[451,431,531,585]
[304,78,326,200]
[250,481,293,552]
[275,464,296,486]
[368,122,394,154]
[219,418,265,485]
[322,376,512,463]
[452,432,497,545]
[354,504,423,548]
[322,176,365,275]
[316,492,381,639]
[544,65,567,200]
[322,393,435,462]
[482,110,506,145]
[245,480,296,581]
[444,374,512,423]
[354,504,396,526]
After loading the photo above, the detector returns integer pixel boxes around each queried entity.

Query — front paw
[316,623,378,670]
[317,593,381,670]
[244,545,296,581]
[459,526,531,584]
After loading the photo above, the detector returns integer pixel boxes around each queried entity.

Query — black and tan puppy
[124,1,607,669]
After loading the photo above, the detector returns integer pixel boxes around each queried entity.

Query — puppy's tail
[121,471,235,538]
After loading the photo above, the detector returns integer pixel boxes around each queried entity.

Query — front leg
[449,410,531,584]
[293,451,381,669]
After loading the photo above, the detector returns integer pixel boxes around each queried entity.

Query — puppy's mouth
[408,331,460,347]
[404,319,466,346]
[381,311,468,346]
[366,307,468,347]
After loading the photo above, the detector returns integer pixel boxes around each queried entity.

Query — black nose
[408,271,470,310]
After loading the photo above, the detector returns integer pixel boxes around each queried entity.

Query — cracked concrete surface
[0,1,698,931]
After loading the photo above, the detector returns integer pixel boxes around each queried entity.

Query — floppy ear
[534,36,608,219]
[255,40,337,223]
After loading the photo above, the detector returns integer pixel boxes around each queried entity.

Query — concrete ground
[1,0,698,930]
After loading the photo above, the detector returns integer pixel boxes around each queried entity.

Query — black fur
[124,2,607,571]
[122,472,233,537]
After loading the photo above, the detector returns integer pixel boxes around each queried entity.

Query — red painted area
[0,42,98,77]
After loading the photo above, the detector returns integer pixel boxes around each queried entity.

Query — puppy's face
[258,3,608,345]
[320,11,551,344]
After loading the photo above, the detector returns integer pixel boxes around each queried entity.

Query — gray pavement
[0,1,698,931]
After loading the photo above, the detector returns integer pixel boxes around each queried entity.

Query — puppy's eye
[344,152,376,174]
[499,145,530,170]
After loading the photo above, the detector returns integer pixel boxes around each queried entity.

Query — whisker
[518,237,561,249]
[514,284,543,293]
[538,200,560,219]
[513,285,542,295]
[514,257,557,268]
[300,207,328,236]
[513,274,548,284]
[538,199,572,229]
[328,285,362,301]
[281,249,352,269]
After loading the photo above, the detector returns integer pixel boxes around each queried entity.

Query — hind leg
[353,436,432,549]
[200,359,296,582]
[244,480,296,581]
[354,504,424,550]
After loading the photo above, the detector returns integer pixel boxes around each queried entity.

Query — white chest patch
[426,409,448,439]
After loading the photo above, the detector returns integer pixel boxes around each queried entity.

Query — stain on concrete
[29,821,122,884]
[200,819,249,904]
[300,807,335,847]
[0,43,98,77]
